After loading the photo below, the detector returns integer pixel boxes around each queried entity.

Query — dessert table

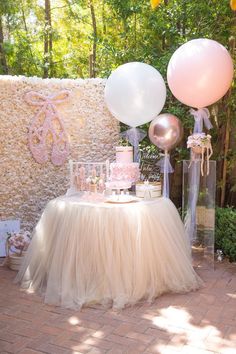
[16,195,202,309]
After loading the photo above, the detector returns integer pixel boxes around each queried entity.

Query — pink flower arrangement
[7,231,31,256]
[187,133,212,149]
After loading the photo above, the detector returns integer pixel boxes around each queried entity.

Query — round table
[16,195,202,309]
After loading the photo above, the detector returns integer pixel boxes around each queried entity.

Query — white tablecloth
[16,196,202,309]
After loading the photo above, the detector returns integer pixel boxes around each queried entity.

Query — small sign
[140,150,161,182]
[0,220,20,257]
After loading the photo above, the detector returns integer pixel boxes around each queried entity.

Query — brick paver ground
[0,259,235,354]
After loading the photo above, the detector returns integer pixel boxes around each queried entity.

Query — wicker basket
[8,253,26,271]
[5,240,26,271]
[192,146,203,154]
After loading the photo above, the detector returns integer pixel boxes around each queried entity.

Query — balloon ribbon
[185,107,213,243]
[156,150,174,198]
[189,108,212,133]
[120,127,146,163]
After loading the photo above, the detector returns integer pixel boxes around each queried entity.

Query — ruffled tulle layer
[15,196,202,309]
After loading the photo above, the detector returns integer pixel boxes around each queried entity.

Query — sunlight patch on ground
[26,287,35,294]
[152,306,235,353]
[227,292,236,299]
[68,316,80,325]
[25,276,35,294]
[152,306,192,330]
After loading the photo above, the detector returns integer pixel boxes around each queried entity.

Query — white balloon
[104,62,166,127]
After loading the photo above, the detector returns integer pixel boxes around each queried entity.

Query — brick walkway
[0,260,235,354]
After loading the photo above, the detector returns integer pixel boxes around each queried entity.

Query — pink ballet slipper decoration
[25,90,70,166]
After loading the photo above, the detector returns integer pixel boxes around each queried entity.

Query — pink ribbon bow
[25,91,70,166]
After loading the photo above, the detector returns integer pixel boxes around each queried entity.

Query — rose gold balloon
[148,113,183,151]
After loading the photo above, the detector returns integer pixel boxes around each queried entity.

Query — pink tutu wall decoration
[25,90,70,166]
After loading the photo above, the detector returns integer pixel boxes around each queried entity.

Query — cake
[116,146,133,163]
[136,181,162,199]
[106,146,140,190]
[110,146,140,183]
[110,163,140,183]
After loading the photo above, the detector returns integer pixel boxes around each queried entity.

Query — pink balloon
[167,39,234,108]
[148,113,183,151]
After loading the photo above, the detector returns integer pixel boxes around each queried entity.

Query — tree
[44,0,53,77]
[0,15,8,74]
[88,0,97,77]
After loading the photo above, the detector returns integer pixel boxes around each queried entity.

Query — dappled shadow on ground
[0,259,235,353]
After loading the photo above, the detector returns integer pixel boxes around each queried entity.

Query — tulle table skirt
[15,196,202,309]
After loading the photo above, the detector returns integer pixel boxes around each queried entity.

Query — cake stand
[105,180,134,203]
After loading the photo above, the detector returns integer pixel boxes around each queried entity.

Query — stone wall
[0,76,119,230]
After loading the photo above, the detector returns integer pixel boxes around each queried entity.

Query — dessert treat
[136,181,162,199]
[109,146,140,184]
[116,146,133,163]
[109,163,140,184]
[106,146,140,192]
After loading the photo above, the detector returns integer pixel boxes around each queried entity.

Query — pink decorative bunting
[25,91,70,166]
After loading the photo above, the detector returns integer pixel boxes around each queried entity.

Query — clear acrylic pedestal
[182,160,216,269]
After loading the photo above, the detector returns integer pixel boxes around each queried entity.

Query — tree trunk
[220,36,235,207]
[44,0,53,78]
[220,114,230,207]
[134,12,137,52]
[0,16,8,74]
[228,124,236,205]
[182,0,187,37]
[21,3,37,72]
[162,0,169,50]
[102,0,106,34]
[89,0,97,78]
[89,53,93,78]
